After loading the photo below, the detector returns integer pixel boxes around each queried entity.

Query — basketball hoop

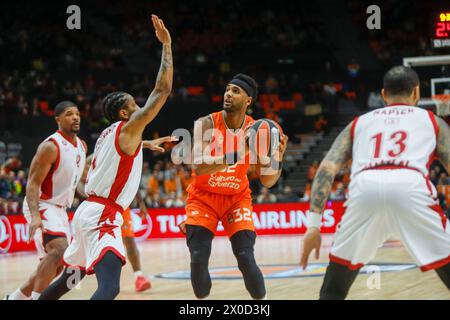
[432,94,450,116]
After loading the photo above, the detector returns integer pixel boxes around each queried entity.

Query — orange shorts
[185,186,254,237]
[121,208,134,238]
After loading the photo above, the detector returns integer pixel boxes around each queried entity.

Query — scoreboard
[432,12,450,48]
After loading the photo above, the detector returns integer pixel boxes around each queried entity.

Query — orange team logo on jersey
[190,111,254,195]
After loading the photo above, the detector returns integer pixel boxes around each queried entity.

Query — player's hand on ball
[151,14,171,45]
[274,134,288,161]
[300,227,321,270]
[143,136,178,152]
[28,215,44,244]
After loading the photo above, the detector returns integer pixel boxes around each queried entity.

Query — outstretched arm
[120,14,173,155]
[300,122,353,269]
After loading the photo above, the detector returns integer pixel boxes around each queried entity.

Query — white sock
[134,271,143,279]
[31,291,41,300]
[9,289,31,300]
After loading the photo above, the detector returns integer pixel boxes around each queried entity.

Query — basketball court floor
[0,235,448,300]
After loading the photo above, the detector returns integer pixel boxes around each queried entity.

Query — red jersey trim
[426,110,439,138]
[62,257,86,270]
[329,254,364,270]
[385,103,411,107]
[114,121,142,158]
[429,204,448,231]
[420,254,450,272]
[57,130,78,148]
[86,246,126,275]
[350,117,359,142]
[40,138,60,201]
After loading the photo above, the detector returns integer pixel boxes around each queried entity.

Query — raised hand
[151,14,171,45]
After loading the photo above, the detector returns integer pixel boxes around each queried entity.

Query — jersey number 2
[371,131,408,158]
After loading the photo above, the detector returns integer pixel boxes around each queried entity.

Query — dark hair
[54,101,77,116]
[102,91,130,123]
[383,66,419,97]
[229,73,258,102]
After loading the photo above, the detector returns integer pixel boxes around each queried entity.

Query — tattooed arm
[300,121,353,269]
[436,116,450,174]
[309,123,353,214]
[120,15,173,155]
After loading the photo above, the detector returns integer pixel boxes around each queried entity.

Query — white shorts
[23,200,71,260]
[63,198,126,275]
[331,169,450,271]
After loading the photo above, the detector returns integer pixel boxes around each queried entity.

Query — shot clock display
[433,12,450,48]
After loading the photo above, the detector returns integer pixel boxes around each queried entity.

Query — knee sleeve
[230,230,266,299]
[320,262,359,300]
[186,225,214,298]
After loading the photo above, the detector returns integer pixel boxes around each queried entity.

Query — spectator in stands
[147,169,162,197]
[164,192,185,208]
[330,182,346,201]
[256,187,277,204]
[0,170,11,200]
[300,183,311,202]
[437,172,450,186]
[367,90,385,109]
[314,115,328,133]
[277,186,299,203]
[430,169,438,187]
[307,161,319,182]
[146,190,163,208]
[2,156,22,174]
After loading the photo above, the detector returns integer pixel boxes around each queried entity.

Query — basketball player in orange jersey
[301,66,450,299]
[4,101,87,300]
[184,74,288,299]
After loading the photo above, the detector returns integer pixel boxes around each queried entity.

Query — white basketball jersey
[351,104,438,178]
[86,121,143,210]
[39,131,86,207]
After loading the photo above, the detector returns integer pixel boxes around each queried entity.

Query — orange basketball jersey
[188,111,254,195]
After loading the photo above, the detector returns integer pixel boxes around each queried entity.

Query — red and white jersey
[85,121,143,210]
[38,131,86,207]
[351,104,438,178]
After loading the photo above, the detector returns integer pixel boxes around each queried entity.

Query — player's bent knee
[230,230,256,258]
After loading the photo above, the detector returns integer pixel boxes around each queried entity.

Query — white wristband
[307,211,322,229]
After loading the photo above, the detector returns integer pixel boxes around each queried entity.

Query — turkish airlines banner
[0,202,345,254]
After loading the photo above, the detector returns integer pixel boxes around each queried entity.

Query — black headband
[229,78,256,99]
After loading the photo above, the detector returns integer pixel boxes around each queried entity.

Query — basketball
[247,119,283,160]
